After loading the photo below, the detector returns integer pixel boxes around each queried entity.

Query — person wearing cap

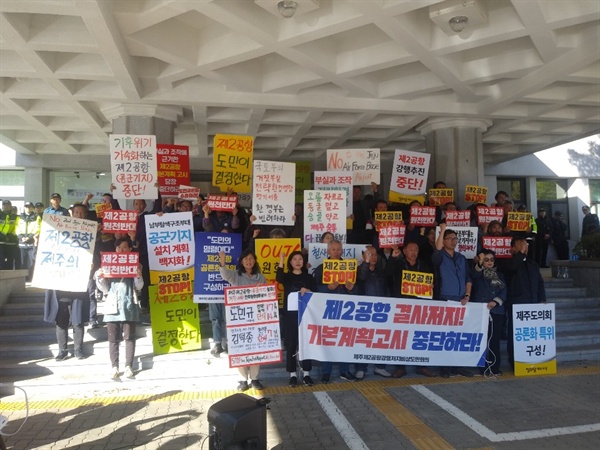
[551,211,569,260]
[17,202,40,280]
[44,193,70,216]
[34,202,45,218]
[535,208,553,268]
[0,200,20,269]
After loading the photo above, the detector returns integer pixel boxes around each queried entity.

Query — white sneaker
[111,367,120,381]
[124,366,135,379]
[355,370,365,380]
[374,367,392,378]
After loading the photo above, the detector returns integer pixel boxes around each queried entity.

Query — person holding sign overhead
[219,249,267,392]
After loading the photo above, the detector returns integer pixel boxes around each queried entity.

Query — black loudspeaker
[207,393,269,450]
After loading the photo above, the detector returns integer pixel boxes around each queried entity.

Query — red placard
[410,205,436,226]
[379,224,406,248]
[101,252,139,277]
[445,210,471,227]
[178,185,200,200]
[157,144,190,197]
[482,236,512,258]
[206,194,237,212]
[102,210,138,233]
[476,206,504,225]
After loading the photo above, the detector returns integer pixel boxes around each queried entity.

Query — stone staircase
[0,278,598,397]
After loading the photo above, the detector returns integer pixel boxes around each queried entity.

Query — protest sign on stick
[157,144,190,197]
[212,134,253,193]
[327,148,380,185]
[252,160,295,226]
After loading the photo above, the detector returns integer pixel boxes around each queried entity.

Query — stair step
[550,297,600,308]
[545,287,588,298]
[555,317,600,333]
[556,344,600,363]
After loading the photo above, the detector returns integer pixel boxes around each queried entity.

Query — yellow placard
[507,212,532,232]
[400,270,434,299]
[212,134,253,193]
[150,267,194,290]
[255,238,301,308]
[514,359,557,377]
[388,191,426,205]
[148,285,202,355]
[322,259,358,284]
[464,185,488,204]
[94,202,111,218]
[428,188,454,206]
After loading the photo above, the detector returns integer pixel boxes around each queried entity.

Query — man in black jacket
[502,237,546,370]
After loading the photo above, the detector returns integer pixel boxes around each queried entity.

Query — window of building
[537,179,568,200]
[497,178,525,203]
[0,169,25,209]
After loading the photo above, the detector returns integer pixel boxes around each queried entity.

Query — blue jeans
[209,303,226,343]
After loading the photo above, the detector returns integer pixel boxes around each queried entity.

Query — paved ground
[1,362,599,449]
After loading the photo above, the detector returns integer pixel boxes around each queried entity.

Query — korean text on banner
[314,171,353,218]
[206,194,237,212]
[145,211,195,272]
[212,134,253,193]
[102,210,137,233]
[507,212,533,232]
[150,267,194,294]
[390,150,430,196]
[374,211,405,248]
[32,214,97,292]
[429,188,454,207]
[477,206,504,225]
[445,210,472,228]
[178,185,200,200]
[388,191,426,205]
[435,226,478,259]
[157,144,190,197]
[482,236,512,258]
[298,293,489,367]
[109,134,158,200]
[255,238,301,308]
[304,190,347,245]
[308,243,367,275]
[401,271,434,299]
[252,160,295,226]
[464,185,488,204]
[225,284,282,368]
[295,161,311,203]
[327,148,380,185]
[148,285,202,355]
[322,259,358,284]
[193,232,242,303]
[513,303,556,376]
[101,252,139,278]
[410,205,436,227]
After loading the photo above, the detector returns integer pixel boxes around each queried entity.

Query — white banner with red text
[298,293,488,367]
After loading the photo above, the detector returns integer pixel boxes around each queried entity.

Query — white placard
[326,148,380,185]
[303,190,347,245]
[145,211,195,272]
[314,170,353,218]
[109,134,158,200]
[32,214,97,292]
[252,160,295,226]
[390,149,430,195]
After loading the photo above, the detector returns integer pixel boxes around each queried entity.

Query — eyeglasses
[483,257,495,262]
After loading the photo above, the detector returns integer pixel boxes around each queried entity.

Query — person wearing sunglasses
[471,249,507,376]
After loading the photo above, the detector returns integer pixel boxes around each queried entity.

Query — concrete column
[24,167,47,204]
[417,118,491,207]
[104,104,179,145]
